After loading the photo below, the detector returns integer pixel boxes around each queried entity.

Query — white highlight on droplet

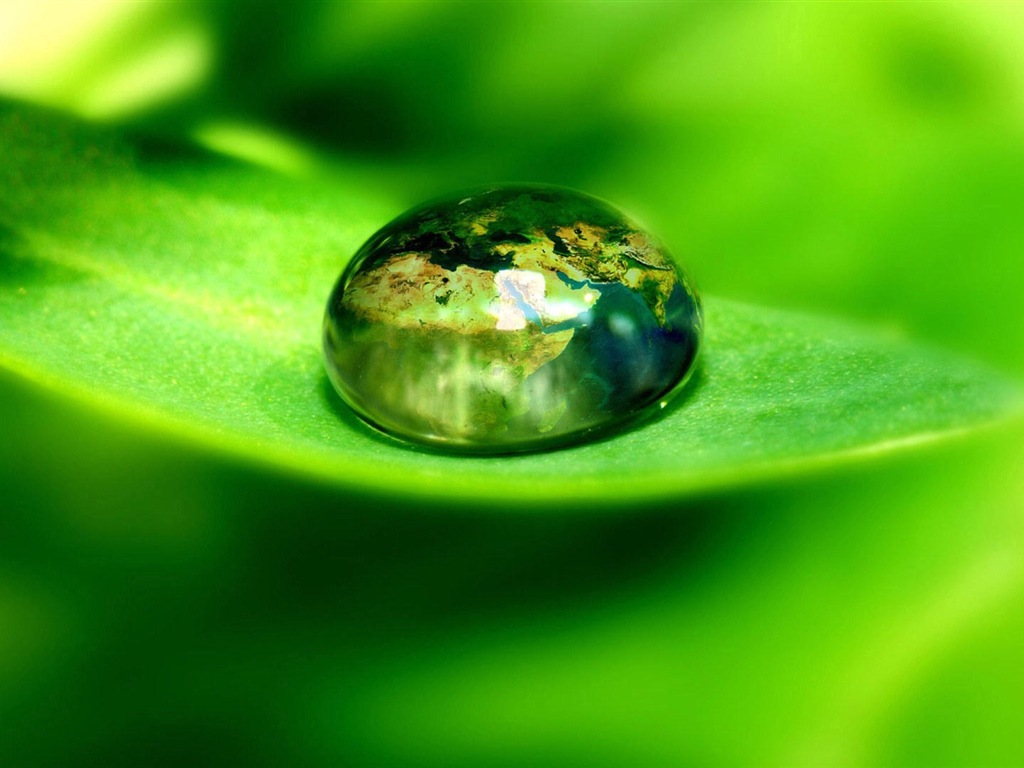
[492,270,547,330]
[491,270,592,331]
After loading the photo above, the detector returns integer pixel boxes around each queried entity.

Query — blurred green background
[1,2,1022,766]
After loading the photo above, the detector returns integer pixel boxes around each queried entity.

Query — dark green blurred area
[1,2,1022,766]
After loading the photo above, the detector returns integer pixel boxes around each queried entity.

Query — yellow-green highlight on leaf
[0,102,1019,505]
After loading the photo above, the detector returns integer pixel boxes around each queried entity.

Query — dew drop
[323,185,702,453]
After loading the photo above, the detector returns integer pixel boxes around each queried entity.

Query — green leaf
[0,102,1018,504]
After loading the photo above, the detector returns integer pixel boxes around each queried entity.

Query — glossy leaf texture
[0,102,1018,504]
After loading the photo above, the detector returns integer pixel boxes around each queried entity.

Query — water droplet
[323,185,702,453]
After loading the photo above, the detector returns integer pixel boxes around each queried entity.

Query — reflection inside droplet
[323,184,702,453]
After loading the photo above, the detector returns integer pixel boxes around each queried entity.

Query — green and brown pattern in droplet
[324,185,702,453]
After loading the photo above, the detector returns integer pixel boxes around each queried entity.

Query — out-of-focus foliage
[0,2,1022,767]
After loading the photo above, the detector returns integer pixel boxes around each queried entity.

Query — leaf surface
[0,103,1018,504]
